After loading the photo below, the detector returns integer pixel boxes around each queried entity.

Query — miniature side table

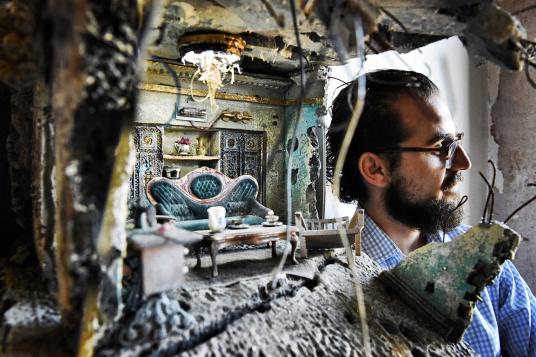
[196,225,299,277]
[128,227,203,295]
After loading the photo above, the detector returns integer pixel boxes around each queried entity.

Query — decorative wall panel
[220,130,264,203]
[130,126,163,206]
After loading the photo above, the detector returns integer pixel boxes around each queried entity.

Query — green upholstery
[190,175,222,199]
[149,180,196,220]
[146,167,272,229]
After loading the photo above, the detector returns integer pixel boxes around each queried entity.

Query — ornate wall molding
[138,83,323,106]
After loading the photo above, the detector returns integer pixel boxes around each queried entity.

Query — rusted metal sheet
[46,0,145,353]
[380,222,520,342]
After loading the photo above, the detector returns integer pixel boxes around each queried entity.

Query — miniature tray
[262,221,283,227]
[227,223,250,229]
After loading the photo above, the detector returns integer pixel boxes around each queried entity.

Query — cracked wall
[286,104,323,220]
[490,0,536,291]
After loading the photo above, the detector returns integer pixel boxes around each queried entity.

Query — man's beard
[384,172,464,234]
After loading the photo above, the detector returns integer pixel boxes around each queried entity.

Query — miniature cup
[265,214,279,223]
[229,217,243,226]
[208,206,226,232]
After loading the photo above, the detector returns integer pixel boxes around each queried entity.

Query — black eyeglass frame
[372,133,464,169]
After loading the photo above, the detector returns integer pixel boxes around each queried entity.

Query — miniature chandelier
[178,33,245,111]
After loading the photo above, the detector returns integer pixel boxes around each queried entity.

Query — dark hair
[326,69,439,204]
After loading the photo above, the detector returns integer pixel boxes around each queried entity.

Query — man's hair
[326,69,439,204]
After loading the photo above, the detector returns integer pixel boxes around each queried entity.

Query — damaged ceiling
[150,0,339,74]
[148,0,530,75]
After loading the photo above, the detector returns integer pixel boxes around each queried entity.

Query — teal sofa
[146,167,272,230]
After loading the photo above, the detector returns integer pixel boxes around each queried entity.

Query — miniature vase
[175,143,190,154]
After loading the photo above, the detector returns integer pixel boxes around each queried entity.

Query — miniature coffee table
[195,225,299,277]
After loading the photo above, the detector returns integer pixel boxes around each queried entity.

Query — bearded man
[327,69,536,356]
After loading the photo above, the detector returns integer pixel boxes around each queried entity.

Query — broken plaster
[487,64,505,193]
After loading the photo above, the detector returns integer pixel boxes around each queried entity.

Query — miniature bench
[295,210,364,258]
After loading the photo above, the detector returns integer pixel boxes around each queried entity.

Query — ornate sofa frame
[146,167,272,226]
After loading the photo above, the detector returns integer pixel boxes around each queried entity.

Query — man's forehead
[393,93,455,134]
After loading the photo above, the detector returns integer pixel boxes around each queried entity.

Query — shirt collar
[362,213,469,268]
[362,215,406,267]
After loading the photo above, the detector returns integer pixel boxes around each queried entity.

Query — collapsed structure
[0,0,534,355]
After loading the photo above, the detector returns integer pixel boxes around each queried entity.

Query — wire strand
[331,14,372,357]
[525,59,536,89]
[151,56,182,128]
[504,183,536,224]
[481,160,497,223]
[442,195,468,242]
[512,5,536,15]
[270,0,306,287]
[478,172,495,223]
[488,160,497,223]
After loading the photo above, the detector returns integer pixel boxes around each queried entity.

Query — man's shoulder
[433,224,472,242]
[448,224,472,236]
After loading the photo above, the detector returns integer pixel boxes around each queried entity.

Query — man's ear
[358,152,391,188]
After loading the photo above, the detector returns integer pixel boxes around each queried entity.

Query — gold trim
[138,83,323,106]
[146,60,294,90]
[177,33,246,57]
[163,154,220,161]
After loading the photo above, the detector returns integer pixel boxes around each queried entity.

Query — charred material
[464,2,528,71]
[0,2,39,89]
[96,252,476,356]
[48,0,141,323]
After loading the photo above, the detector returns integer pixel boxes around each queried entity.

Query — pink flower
[176,137,190,145]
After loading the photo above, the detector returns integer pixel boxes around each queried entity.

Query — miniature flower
[176,137,190,145]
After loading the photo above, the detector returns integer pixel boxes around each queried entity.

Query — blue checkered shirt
[362,216,536,357]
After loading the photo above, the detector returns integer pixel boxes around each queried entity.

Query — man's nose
[449,145,472,171]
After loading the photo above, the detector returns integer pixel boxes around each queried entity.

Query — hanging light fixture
[178,33,246,111]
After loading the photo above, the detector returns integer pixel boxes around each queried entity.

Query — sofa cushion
[190,175,223,199]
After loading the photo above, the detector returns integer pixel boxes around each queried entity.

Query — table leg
[271,240,277,257]
[290,232,299,264]
[210,241,219,278]
[194,245,201,269]
[299,232,307,259]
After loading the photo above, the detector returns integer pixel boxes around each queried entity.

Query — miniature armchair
[146,167,272,230]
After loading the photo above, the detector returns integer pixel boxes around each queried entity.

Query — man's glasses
[374,133,464,169]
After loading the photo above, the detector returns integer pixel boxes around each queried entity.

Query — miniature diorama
[1,1,536,356]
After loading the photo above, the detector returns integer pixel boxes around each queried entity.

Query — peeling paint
[488,0,536,291]
[286,104,321,220]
